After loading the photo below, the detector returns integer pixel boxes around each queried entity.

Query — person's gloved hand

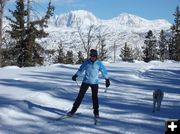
[72,74,78,81]
[105,79,110,87]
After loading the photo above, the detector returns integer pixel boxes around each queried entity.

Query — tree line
[47,6,180,64]
[121,6,180,62]
[0,1,179,67]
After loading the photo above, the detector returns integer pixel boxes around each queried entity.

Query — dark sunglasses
[90,55,97,57]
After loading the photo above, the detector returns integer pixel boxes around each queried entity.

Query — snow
[3,10,172,63]
[0,61,180,134]
[52,10,171,29]
[38,10,172,62]
[55,10,101,27]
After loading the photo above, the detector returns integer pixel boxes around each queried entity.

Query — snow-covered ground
[0,61,179,134]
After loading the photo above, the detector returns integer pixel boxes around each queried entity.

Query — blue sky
[6,0,180,23]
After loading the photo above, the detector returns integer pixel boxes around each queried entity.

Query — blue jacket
[75,59,109,84]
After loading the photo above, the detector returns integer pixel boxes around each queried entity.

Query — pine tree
[158,30,168,61]
[56,43,65,63]
[120,42,133,62]
[44,49,55,65]
[168,30,176,60]
[1,41,16,66]
[142,30,157,62]
[6,0,54,67]
[133,47,142,61]
[76,51,84,64]
[6,0,26,67]
[171,6,180,61]
[65,51,74,64]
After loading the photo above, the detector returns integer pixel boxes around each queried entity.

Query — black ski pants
[70,82,99,116]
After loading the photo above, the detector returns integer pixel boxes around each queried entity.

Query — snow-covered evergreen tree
[168,30,176,60]
[171,6,180,61]
[6,0,54,67]
[142,30,157,62]
[133,47,142,61]
[65,51,74,64]
[158,30,168,61]
[76,51,84,64]
[120,42,133,62]
[55,43,65,64]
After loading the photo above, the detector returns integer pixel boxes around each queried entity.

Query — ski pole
[75,81,80,88]
[104,87,108,93]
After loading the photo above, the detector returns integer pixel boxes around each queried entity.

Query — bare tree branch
[77,24,97,58]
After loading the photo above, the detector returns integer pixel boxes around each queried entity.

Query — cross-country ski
[94,117,98,125]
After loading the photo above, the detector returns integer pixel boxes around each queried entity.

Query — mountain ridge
[3,10,172,63]
[48,10,171,29]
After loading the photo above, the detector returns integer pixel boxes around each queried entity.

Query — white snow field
[0,61,179,134]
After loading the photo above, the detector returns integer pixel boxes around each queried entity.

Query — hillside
[41,10,172,61]
[3,10,172,62]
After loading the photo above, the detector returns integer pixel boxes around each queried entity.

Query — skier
[67,49,110,118]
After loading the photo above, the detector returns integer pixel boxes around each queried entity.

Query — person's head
[90,49,98,62]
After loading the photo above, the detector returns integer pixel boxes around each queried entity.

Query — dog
[152,89,164,113]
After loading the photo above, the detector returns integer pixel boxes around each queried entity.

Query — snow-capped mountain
[54,10,101,27]
[3,10,172,63]
[110,13,171,28]
[38,10,171,63]
[48,10,171,29]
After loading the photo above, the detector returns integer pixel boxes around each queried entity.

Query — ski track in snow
[0,61,180,134]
